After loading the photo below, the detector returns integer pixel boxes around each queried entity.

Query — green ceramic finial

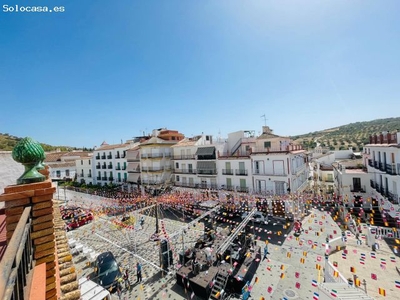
[12,137,46,184]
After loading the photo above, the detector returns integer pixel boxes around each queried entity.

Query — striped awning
[197,161,216,170]
[196,147,215,156]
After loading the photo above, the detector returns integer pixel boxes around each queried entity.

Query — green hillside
[0,133,75,151]
[291,117,400,151]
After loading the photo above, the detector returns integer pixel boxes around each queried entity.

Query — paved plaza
[64,191,400,300]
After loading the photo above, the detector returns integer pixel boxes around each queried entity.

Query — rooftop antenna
[261,114,267,126]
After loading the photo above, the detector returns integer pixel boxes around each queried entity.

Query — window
[176,162,179,169]
[66,170,70,177]
[81,160,83,165]
[89,160,91,165]
[56,170,61,178]
[176,175,180,181]
[264,141,271,148]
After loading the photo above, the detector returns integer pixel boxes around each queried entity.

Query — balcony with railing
[101,154,106,159]
[0,207,33,300]
[222,169,234,175]
[141,179,159,185]
[116,166,121,170]
[95,155,100,159]
[197,169,217,175]
[173,154,196,160]
[236,186,249,193]
[107,164,113,169]
[97,176,101,180]
[374,161,379,169]
[101,164,106,169]
[96,165,101,169]
[235,169,248,176]
[142,166,170,172]
[107,154,112,159]
[350,185,366,193]
[87,174,92,177]
[370,180,376,189]
[128,167,141,173]
[379,162,386,172]
[174,168,197,174]
[115,154,120,159]
[108,176,114,181]
[174,182,196,188]
[386,163,397,175]
[368,159,373,167]
[253,170,287,176]
[101,176,107,180]
[141,153,171,159]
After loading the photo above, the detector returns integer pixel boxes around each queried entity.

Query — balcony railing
[220,185,235,191]
[107,155,112,159]
[122,166,127,170]
[107,164,113,169]
[374,161,379,169]
[142,166,171,172]
[0,207,33,300]
[236,186,249,193]
[87,174,92,178]
[101,176,107,180]
[141,153,171,159]
[370,180,376,189]
[141,179,160,185]
[97,176,101,180]
[173,154,196,160]
[174,168,196,174]
[101,165,106,169]
[96,165,101,169]
[109,177,114,181]
[324,178,334,183]
[253,170,286,176]
[128,167,141,173]
[101,155,106,159]
[350,185,366,193]
[116,166,121,170]
[197,169,217,175]
[95,155,100,160]
[174,182,196,188]
[379,162,386,172]
[386,163,397,175]
[121,153,126,158]
[222,169,234,175]
[235,169,248,176]
[115,154,120,159]
[368,159,373,167]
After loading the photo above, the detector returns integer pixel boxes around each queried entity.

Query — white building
[75,155,94,185]
[250,126,308,195]
[364,131,400,220]
[45,151,91,181]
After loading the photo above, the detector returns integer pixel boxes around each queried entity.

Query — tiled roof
[257,132,281,139]
[45,152,69,162]
[140,136,177,145]
[47,162,76,168]
[171,138,197,147]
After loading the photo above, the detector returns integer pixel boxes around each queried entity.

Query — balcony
[107,164,113,169]
[101,165,107,169]
[324,178,334,183]
[173,154,196,160]
[350,185,366,193]
[142,166,171,172]
[379,162,386,172]
[374,161,379,169]
[115,154,120,159]
[174,182,196,188]
[253,170,286,176]
[174,168,197,174]
[117,178,122,182]
[370,180,376,189]
[96,165,101,169]
[235,169,248,176]
[107,154,112,159]
[122,153,126,158]
[141,153,171,159]
[122,166,127,170]
[101,176,107,180]
[368,159,373,167]
[0,207,33,300]
[88,174,92,177]
[101,155,106,159]
[236,186,249,193]
[116,166,121,170]
[386,163,397,175]
[197,169,217,175]
[97,176,101,180]
[141,179,159,185]
[80,173,84,178]
[95,155,100,159]
[108,177,114,181]
[222,169,234,175]
[128,167,141,173]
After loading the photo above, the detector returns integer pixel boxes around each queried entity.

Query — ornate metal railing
[0,207,33,300]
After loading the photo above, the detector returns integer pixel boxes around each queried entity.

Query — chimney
[262,126,272,134]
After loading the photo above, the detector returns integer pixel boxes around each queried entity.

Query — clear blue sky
[1,0,399,148]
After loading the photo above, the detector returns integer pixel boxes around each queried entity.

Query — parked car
[94,252,122,292]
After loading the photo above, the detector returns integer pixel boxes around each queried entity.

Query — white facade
[75,156,93,185]
[93,142,134,186]
[364,131,400,218]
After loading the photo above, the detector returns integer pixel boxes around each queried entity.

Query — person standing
[263,244,269,260]
[136,262,142,283]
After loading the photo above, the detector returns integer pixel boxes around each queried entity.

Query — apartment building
[75,155,93,185]
[93,141,134,186]
[140,129,184,186]
[364,131,400,219]
[251,126,308,195]
[45,150,91,181]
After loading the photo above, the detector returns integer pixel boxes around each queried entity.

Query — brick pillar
[0,179,57,300]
